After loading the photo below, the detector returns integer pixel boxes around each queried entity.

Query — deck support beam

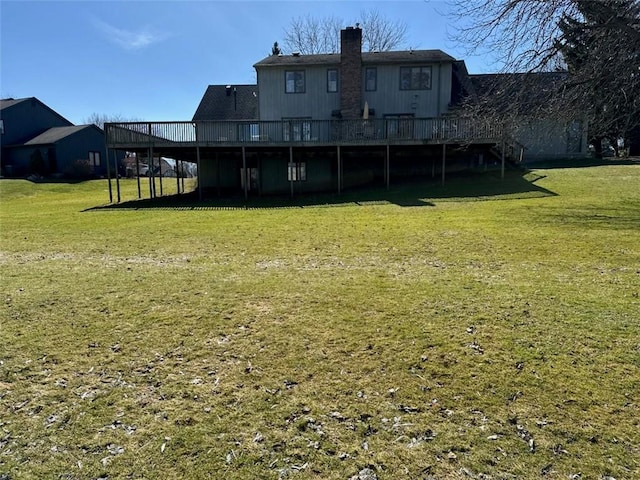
[289,146,294,199]
[441,143,446,186]
[113,149,121,203]
[216,151,220,197]
[135,152,141,198]
[106,147,113,203]
[242,146,248,200]
[196,146,202,201]
[337,146,342,194]
[385,145,390,190]
[176,159,181,194]
[501,139,505,180]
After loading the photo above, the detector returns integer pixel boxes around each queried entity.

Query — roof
[451,61,476,107]
[0,97,73,126]
[254,50,456,68]
[469,72,569,114]
[22,125,98,145]
[0,98,29,111]
[192,84,258,121]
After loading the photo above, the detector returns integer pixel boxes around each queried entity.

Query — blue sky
[1,1,493,125]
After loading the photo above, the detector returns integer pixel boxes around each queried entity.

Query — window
[327,69,338,93]
[285,70,305,93]
[283,118,312,142]
[0,119,4,134]
[89,151,101,167]
[365,67,377,91]
[400,66,432,90]
[288,162,306,181]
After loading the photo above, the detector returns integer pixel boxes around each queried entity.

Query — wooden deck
[105,118,504,150]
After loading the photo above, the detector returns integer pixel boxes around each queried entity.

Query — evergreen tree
[557,1,640,153]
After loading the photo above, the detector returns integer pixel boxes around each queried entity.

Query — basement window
[89,151,101,167]
[400,66,432,90]
[288,161,306,181]
[285,70,306,93]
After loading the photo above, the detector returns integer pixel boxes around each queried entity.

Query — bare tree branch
[282,9,407,54]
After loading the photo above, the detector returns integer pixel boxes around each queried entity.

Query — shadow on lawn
[86,169,557,211]
[524,157,639,169]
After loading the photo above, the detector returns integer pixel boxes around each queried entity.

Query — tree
[282,9,408,54]
[83,113,140,129]
[556,1,640,154]
[271,41,281,56]
[447,0,640,154]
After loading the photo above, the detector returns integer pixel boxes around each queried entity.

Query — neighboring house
[105,26,589,199]
[0,97,113,177]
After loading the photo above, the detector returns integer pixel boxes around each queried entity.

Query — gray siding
[513,118,588,161]
[258,66,341,121]
[257,62,454,121]
[363,63,452,118]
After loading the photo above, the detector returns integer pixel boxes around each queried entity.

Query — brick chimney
[340,27,362,119]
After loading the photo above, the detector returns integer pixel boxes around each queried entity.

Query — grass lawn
[1,164,639,479]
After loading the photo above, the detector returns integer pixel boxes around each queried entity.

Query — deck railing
[105,117,504,149]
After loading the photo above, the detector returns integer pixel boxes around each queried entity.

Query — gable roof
[192,84,258,121]
[0,97,73,126]
[22,125,100,146]
[0,98,29,111]
[254,50,456,68]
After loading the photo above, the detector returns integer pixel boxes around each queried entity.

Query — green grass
[1,166,639,479]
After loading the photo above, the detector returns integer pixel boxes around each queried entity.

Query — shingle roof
[253,50,456,68]
[23,125,95,145]
[469,72,569,114]
[0,98,29,111]
[192,85,259,121]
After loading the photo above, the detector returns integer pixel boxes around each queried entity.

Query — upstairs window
[327,69,338,93]
[285,70,306,93]
[365,67,377,91]
[400,66,432,90]
[0,119,4,134]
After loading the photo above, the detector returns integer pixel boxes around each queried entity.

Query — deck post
[196,146,202,201]
[176,159,181,194]
[386,144,390,190]
[158,155,164,197]
[337,145,342,194]
[135,152,141,198]
[216,151,220,197]
[106,146,113,204]
[289,146,294,199]
[150,147,156,198]
[113,149,121,203]
[441,143,446,186]
[242,146,248,200]
[501,139,505,180]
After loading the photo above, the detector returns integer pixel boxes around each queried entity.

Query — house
[104,26,588,200]
[0,97,113,177]
[467,72,588,160]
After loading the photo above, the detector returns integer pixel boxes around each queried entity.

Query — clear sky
[1,0,494,125]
